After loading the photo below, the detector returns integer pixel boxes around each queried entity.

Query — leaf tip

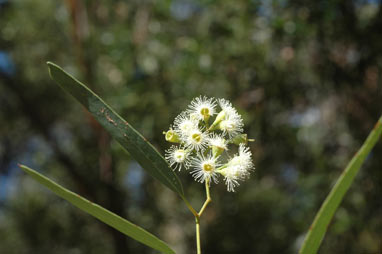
[46,61,57,69]
[18,164,29,173]
[46,62,59,80]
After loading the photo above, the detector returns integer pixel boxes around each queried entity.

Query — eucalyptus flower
[187,96,217,122]
[216,144,253,192]
[209,98,244,138]
[174,111,198,137]
[165,145,191,171]
[221,165,241,192]
[190,152,220,184]
[182,127,209,151]
[226,144,253,178]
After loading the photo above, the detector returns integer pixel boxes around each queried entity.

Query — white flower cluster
[164,96,254,192]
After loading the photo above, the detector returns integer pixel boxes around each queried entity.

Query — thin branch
[198,179,211,217]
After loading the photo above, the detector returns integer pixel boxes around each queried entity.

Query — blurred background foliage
[0,0,381,253]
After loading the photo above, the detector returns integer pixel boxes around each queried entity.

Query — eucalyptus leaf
[47,62,185,198]
[19,164,175,254]
[299,116,382,254]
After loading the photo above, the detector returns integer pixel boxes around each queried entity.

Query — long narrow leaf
[19,164,175,254]
[299,115,382,254]
[47,62,185,198]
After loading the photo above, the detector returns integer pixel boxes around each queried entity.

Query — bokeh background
[1,0,382,253]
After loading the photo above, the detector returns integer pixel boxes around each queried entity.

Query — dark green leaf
[19,164,175,254]
[47,62,185,198]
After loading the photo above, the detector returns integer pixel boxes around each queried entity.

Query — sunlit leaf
[299,116,382,254]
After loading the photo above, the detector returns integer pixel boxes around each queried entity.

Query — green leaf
[299,116,382,254]
[19,164,175,254]
[46,62,185,199]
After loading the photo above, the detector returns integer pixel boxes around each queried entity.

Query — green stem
[204,119,210,130]
[198,179,211,217]
[216,164,228,171]
[195,216,201,254]
[192,179,213,254]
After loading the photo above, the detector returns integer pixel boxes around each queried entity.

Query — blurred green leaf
[299,116,382,254]
[19,164,175,254]
[46,62,185,198]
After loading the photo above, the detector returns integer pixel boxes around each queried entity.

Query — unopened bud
[209,110,226,131]
[212,145,224,158]
[231,134,255,145]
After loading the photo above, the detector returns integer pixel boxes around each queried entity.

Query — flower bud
[231,134,248,145]
[208,134,227,158]
[209,110,226,130]
[212,145,224,158]
[164,129,180,143]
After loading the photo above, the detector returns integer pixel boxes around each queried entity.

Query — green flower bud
[209,110,226,131]
[212,145,224,158]
[164,129,180,143]
[231,134,255,145]
[215,164,228,176]
[209,134,227,158]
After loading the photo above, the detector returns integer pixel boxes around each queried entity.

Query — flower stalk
[192,179,212,254]
[198,180,211,217]
[195,216,201,254]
